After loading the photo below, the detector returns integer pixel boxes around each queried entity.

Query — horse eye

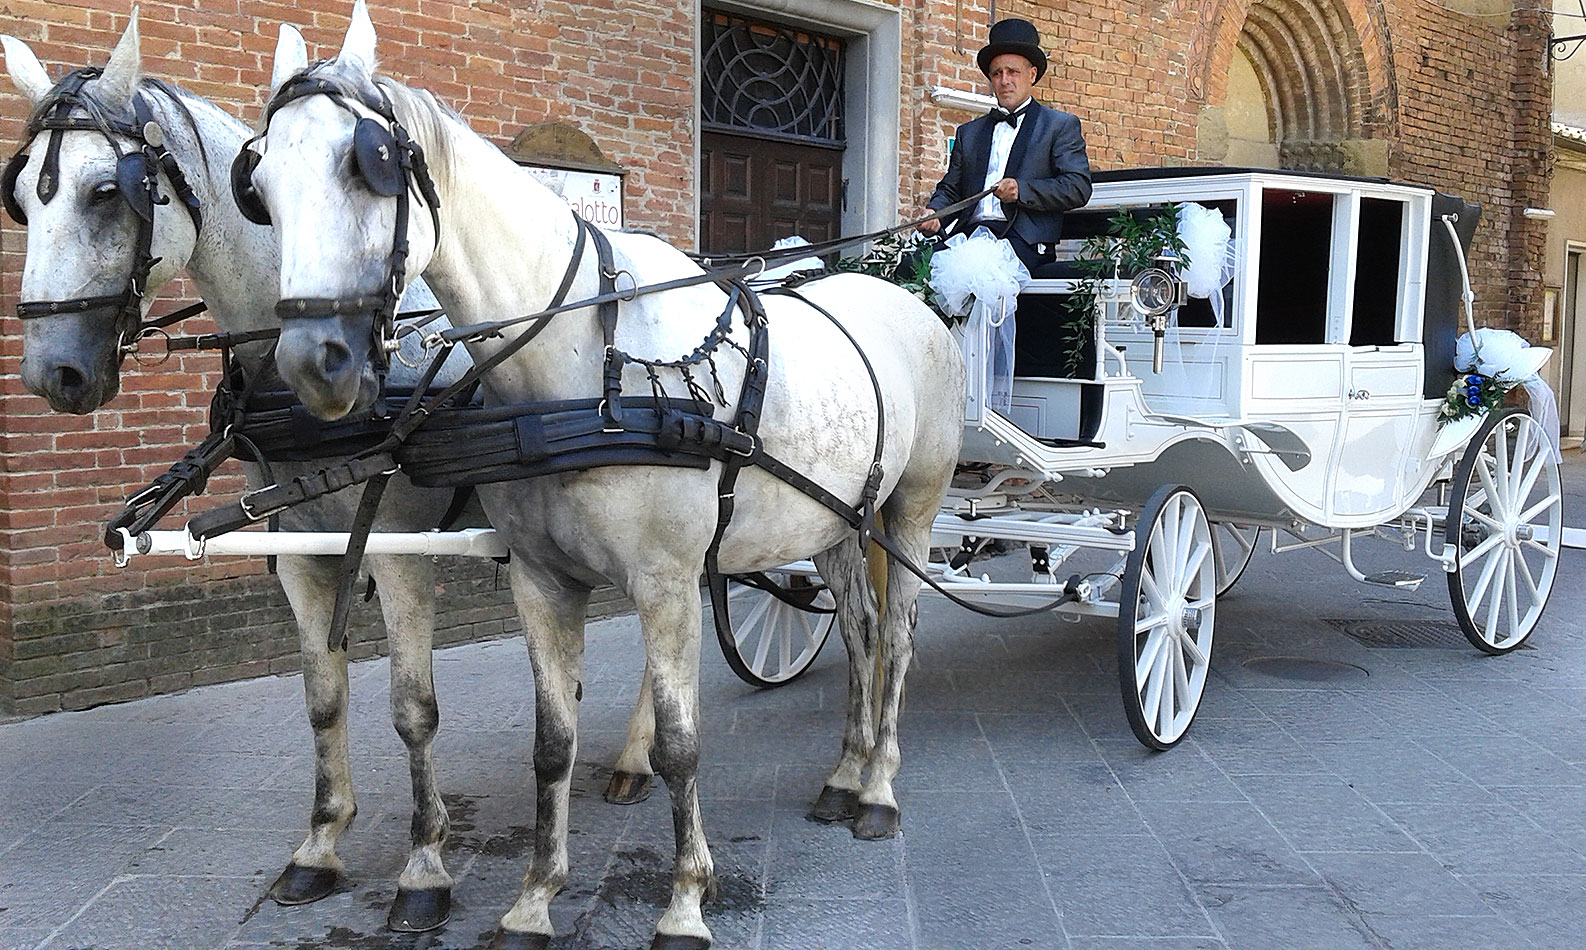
[90,180,120,203]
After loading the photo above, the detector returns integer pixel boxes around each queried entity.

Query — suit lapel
[1002,102,1045,181]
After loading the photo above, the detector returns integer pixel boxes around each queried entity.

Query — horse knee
[649,718,700,784]
[392,693,440,747]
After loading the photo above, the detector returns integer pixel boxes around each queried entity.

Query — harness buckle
[725,433,758,458]
[238,489,278,523]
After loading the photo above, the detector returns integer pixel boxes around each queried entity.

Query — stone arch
[1191,0,1397,174]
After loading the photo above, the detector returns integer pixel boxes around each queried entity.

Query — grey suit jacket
[927,101,1093,246]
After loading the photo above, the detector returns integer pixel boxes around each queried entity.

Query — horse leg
[808,539,878,824]
[365,554,452,932]
[606,663,656,804]
[270,554,355,904]
[617,574,713,948]
[852,489,938,840]
[492,565,591,950]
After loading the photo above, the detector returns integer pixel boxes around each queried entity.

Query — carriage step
[1363,570,1425,590]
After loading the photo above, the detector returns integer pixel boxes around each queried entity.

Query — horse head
[245,0,442,420]
[2,12,202,413]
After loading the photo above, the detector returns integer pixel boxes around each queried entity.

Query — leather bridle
[3,68,204,359]
[232,68,442,376]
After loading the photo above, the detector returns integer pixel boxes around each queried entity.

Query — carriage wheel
[1211,522,1261,597]
[1118,485,1217,750]
[1446,408,1562,655]
[715,573,836,688]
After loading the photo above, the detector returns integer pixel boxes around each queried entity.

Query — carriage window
[1349,198,1405,346]
[1254,189,1333,344]
[1176,199,1237,329]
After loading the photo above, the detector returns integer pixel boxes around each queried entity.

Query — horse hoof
[651,935,712,950]
[808,785,859,823]
[605,770,653,805]
[268,863,340,905]
[851,802,901,840]
[387,886,451,932]
[485,930,552,950]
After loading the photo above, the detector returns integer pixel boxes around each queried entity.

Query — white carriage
[119,167,1563,751]
[722,167,1564,749]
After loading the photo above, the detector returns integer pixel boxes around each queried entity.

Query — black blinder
[2,152,28,225]
[229,147,271,226]
[116,153,156,221]
[352,118,404,197]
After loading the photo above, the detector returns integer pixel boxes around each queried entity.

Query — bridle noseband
[3,67,204,359]
[232,70,442,376]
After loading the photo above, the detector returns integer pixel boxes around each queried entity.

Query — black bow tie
[993,105,1029,127]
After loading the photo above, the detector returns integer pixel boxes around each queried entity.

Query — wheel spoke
[778,609,793,673]
[1511,444,1548,508]
[1134,612,1169,635]
[1504,554,1521,641]
[1514,550,1541,601]
[1521,537,1560,559]
[1482,548,1509,643]
[1173,505,1196,590]
[1466,541,1507,614]
[1463,529,1505,564]
[1136,628,1169,683]
[734,592,775,648]
[1477,456,1507,521]
[1494,422,1512,502]
[1183,539,1213,592]
[1518,492,1563,526]
[1172,636,1192,712]
[1154,643,1174,735]
[1142,639,1167,719]
[751,606,778,674]
[1181,630,1209,668]
[1467,507,1503,531]
[1140,565,1168,615]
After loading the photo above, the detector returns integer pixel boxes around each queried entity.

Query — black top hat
[977,18,1048,81]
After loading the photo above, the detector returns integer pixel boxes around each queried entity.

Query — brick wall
[0,0,1551,715]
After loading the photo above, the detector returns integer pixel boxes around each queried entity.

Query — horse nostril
[320,340,352,376]
[56,365,87,396]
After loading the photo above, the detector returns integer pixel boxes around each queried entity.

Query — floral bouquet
[1440,327,1560,461]
[1439,370,1510,421]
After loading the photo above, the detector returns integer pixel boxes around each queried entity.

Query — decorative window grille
[701,9,845,146]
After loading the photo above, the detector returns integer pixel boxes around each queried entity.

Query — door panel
[701,130,842,254]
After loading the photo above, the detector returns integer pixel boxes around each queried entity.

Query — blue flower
[1467,386,1482,397]
[1468,374,1485,385]
[1467,395,1481,407]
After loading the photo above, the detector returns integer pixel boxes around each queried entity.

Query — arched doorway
[1200,0,1393,175]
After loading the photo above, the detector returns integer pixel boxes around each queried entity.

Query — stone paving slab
[0,455,1582,948]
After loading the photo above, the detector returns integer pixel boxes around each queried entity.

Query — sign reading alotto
[523,166,624,228]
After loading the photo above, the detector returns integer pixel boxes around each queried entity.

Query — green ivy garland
[1057,204,1188,378]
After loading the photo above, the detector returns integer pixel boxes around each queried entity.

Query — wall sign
[522,166,624,228]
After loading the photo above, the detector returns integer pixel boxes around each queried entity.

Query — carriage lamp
[1129,251,1188,373]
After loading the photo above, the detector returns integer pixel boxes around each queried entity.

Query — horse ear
[338,0,378,74]
[1,34,53,105]
[270,24,308,94]
[96,7,142,111]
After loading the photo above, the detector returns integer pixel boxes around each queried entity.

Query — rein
[4,68,209,359]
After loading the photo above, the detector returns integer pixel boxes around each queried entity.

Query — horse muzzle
[274,308,382,421]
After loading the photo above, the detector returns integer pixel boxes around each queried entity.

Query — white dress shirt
[976,97,1032,222]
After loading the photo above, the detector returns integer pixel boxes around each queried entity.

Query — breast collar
[5,68,204,358]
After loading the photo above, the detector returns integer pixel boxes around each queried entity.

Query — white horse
[246,4,965,946]
[0,16,668,933]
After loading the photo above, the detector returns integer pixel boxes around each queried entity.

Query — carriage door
[1335,195,1424,519]
[699,9,845,254]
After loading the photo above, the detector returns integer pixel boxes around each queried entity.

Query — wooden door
[701,130,842,255]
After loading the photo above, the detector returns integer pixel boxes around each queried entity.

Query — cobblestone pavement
[2,457,1583,950]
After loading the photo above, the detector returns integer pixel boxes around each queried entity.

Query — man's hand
[919,215,941,235]
[993,177,1019,202]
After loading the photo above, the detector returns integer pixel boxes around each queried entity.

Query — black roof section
[1094,165,1427,189]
